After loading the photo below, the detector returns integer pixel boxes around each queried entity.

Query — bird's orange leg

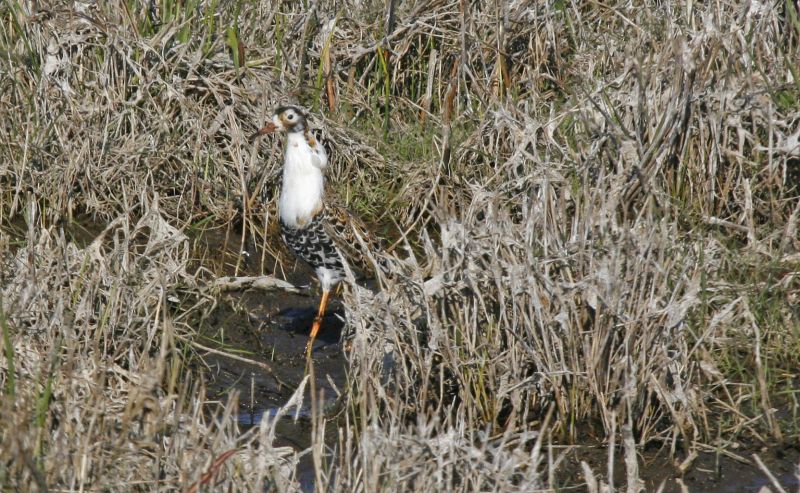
[305,289,330,356]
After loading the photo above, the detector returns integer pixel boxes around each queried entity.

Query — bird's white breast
[279,132,327,227]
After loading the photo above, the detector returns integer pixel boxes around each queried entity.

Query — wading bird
[251,106,382,356]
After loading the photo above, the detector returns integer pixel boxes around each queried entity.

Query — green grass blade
[0,301,15,398]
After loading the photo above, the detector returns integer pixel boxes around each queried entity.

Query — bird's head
[250,106,307,140]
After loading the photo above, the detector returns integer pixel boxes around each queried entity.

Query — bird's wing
[321,192,383,277]
[304,129,328,169]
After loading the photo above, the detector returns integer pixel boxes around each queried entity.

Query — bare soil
[561,442,800,492]
[198,288,347,492]
[188,224,347,491]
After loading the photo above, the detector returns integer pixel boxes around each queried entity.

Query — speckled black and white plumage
[280,213,346,288]
[279,192,383,291]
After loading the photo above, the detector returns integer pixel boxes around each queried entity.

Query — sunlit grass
[0,0,798,490]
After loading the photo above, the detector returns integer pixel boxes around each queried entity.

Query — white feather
[315,267,341,291]
[279,132,326,228]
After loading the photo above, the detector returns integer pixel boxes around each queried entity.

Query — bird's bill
[249,122,278,142]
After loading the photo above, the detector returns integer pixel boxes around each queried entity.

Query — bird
[251,105,382,356]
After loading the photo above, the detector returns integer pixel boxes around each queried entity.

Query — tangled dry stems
[1,0,799,491]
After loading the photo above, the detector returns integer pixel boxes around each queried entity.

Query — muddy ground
[199,287,346,491]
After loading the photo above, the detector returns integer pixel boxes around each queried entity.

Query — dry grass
[1,0,799,491]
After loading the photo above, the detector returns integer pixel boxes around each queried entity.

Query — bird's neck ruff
[279,132,328,228]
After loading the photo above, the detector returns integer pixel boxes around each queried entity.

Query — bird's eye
[287,113,295,121]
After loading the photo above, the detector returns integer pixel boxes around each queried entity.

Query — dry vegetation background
[1,0,800,491]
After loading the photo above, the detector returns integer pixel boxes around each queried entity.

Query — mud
[198,286,347,491]
[190,223,348,491]
[557,441,800,492]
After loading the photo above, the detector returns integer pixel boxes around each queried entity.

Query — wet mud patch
[184,220,360,489]
[186,219,350,409]
[556,441,800,492]
[196,277,349,490]
[197,283,348,410]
